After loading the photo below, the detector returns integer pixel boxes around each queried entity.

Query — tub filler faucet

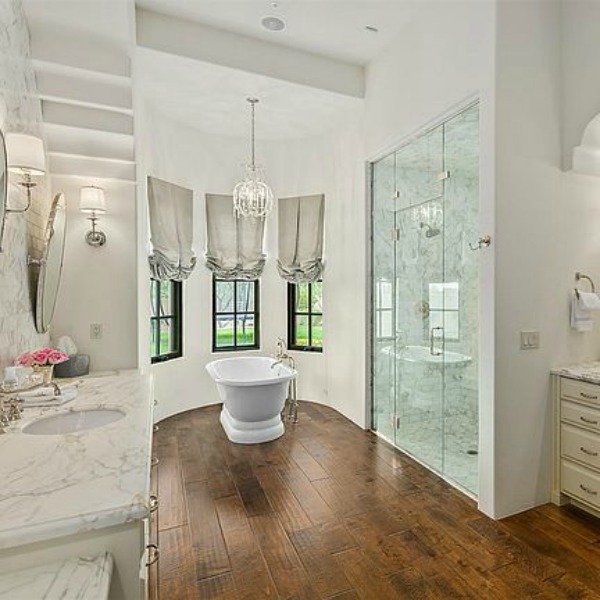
[274,338,298,424]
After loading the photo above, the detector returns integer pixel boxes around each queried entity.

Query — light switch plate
[520,330,540,350]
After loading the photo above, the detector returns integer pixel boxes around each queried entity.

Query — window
[213,278,260,351]
[427,282,459,341]
[375,279,394,341]
[288,281,323,352]
[150,279,182,363]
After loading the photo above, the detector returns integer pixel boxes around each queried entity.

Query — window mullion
[308,283,312,347]
[233,280,238,349]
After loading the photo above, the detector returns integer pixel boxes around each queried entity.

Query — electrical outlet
[520,330,540,350]
[90,323,103,340]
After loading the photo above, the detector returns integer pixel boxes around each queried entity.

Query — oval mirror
[0,129,7,251]
[35,192,67,333]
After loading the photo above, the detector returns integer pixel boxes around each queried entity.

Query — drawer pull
[146,543,160,566]
[580,484,598,496]
[153,424,159,433]
[580,392,598,400]
[580,416,599,425]
[149,494,159,513]
[151,457,159,467]
[580,446,599,457]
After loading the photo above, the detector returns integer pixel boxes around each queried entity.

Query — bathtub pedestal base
[220,406,284,444]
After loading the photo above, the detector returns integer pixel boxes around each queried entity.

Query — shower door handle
[430,327,444,356]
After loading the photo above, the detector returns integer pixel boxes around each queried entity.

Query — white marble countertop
[0,552,113,599]
[0,372,154,551]
[551,361,600,384]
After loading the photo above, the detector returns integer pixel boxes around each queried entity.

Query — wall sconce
[80,186,107,247]
[6,133,46,212]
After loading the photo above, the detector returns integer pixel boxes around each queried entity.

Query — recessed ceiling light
[365,25,379,33]
[261,15,286,32]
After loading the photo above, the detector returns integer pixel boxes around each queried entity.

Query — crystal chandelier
[233,97,274,219]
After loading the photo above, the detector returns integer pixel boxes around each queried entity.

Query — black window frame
[150,278,183,364]
[287,281,323,353]
[212,277,260,352]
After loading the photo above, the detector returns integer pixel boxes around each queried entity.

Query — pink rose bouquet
[15,347,68,367]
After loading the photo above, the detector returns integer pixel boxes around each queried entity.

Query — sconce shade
[573,113,600,177]
[80,186,107,214]
[6,133,46,176]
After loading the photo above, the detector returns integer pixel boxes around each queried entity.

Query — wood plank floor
[152,402,600,599]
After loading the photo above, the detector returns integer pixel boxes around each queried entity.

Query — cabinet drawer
[562,400,600,433]
[561,423,600,470]
[562,459,600,510]
[561,378,600,405]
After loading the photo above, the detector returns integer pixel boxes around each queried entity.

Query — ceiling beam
[36,70,133,115]
[42,101,134,136]
[135,8,365,99]
[28,22,130,78]
[48,154,136,182]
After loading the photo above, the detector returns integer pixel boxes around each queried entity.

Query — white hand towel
[15,380,82,399]
[19,388,78,407]
[578,291,600,311]
[571,291,600,332]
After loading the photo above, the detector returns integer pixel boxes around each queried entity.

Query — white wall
[364,1,497,515]
[561,0,600,169]
[493,0,600,518]
[135,103,350,420]
[52,176,138,371]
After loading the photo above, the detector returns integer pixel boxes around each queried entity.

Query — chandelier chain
[233,97,273,219]
[250,98,256,167]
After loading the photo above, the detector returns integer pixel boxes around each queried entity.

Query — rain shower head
[420,222,441,238]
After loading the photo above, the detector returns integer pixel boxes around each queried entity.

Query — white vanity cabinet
[0,373,156,600]
[553,367,600,515]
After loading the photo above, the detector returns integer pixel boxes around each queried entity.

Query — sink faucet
[0,398,22,433]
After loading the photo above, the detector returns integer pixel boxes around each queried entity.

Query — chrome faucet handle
[0,399,10,432]
[8,398,22,421]
[275,337,287,358]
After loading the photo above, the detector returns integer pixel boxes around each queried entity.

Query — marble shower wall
[0,0,51,368]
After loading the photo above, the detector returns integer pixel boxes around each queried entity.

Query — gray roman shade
[205,194,266,280]
[277,194,325,283]
[148,176,196,281]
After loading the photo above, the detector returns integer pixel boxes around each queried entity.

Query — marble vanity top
[0,372,154,551]
[551,361,600,384]
[0,552,113,599]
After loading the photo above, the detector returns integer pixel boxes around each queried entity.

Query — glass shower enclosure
[371,103,480,495]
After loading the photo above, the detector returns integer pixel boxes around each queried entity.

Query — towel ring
[575,272,596,299]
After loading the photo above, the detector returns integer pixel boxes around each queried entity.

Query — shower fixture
[420,222,441,238]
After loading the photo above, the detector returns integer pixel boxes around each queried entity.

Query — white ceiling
[23,0,134,50]
[135,48,363,140]
[136,0,418,66]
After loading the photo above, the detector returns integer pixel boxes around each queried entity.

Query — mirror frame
[34,192,67,334]
[0,129,7,252]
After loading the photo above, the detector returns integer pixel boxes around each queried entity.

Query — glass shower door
[371,102,480,496]
[393,125,445,472]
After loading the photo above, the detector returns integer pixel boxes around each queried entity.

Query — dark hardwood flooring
[151,401,600,599]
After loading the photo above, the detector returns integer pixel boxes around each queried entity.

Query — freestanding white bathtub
[206,356,297,444]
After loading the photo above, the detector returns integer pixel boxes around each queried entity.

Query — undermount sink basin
[22,408,126,435]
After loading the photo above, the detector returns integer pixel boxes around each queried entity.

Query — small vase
[33,364,54,384]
